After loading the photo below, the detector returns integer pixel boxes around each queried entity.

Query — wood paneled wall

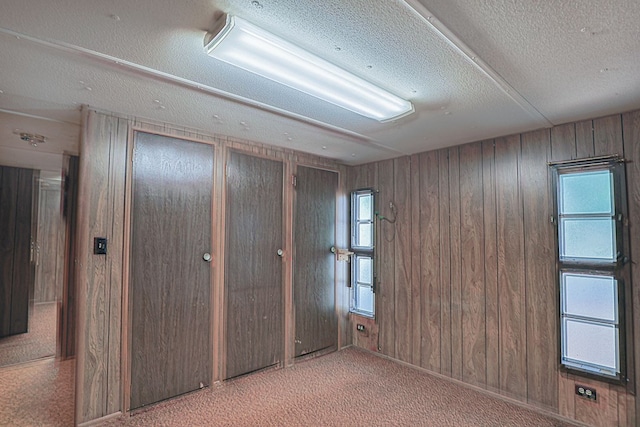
[348,110,640,427]
[74,109,348,425]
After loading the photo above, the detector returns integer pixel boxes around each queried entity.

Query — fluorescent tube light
[204,14,414,122]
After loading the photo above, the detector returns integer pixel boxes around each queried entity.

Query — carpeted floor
[101,348,577,427]
[0,302,57,367]
[0,357,75,427]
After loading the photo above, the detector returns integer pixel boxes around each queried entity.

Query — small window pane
[357,256,372,284]
[356,284,374,314]
[358,194,372,221]
[560,171,613,214]
[560,218,615,261]
[562,273,617,321]
[563,319,618,371]
[357,223,372,247]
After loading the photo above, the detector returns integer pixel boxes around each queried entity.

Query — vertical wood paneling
[550,123,576,162]
[76,111,111,422]
[574,379,618,427]
[348,111,640,427]
[377,159,395,356]
[482,140,499,392]
[495,135,527,401]
[575,120,595,158]
[349,163,377,190]
[394,156,412,363]
[0,166,19,337]
[419,151,441,373]
[622,110,640,426]
[107,117,127,414]
[410,155,422,366]
[35,187,61,303]
[521,129,557,411]
[0,167,35,337]
[593,114,624,156]
[438,149,452,376]
[549,121,579,419]
[11,169,34,336]
[448,147,463,380]
[459,143,486,387]
[62,155,79,358]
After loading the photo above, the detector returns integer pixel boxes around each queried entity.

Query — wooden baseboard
[77,411,122,427]
[354,346,589,427]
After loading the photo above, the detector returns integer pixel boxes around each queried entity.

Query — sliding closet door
[293,166,338,356]
[225,151,283,378]
[130,133,213,409]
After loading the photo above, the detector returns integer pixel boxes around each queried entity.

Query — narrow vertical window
[350,189,374,316]
[552,157,627,382]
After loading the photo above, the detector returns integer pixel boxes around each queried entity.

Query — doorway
[129,132,214,410]
[293,166,338,357]
[224,151,284,379]
[0,165,72,367]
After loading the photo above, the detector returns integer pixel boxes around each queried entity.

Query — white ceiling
[0,0,638,167]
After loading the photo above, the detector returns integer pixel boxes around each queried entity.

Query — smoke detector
[18,132,47,147]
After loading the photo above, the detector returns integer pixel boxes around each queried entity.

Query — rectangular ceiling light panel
[204,14,414,122]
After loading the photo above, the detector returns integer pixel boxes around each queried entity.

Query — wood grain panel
[35,187,61,303]
[225,151,283,378]
[349,162,377,190]
[410,155,421,366]
[130,132,213,409]
[575,120,594,158]
[557,373,575,418]
[0,166,19,337]
[10,168,34,335]
[419,151,441,373]
[550,123,576,162]
[593,114,624,156]
[438,149,452,377]
[377,159,395,356]
[106,117,127,413]
[550,120,579,419]
[573,378,618,427]
[622,110,640,425]
[61,155,79,358]
[394,156,412,363]
[495,135,527,401]
[459,143,486,387]
[448,147,462,380]
[76,111,111,422]
[521,129,557,411]
[293,166,338,356]
[482,140,499,391]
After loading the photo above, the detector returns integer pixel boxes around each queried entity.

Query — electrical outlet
[356,324,366,332]
[575,385,597,401]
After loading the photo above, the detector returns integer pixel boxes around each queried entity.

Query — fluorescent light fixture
[204,14,414,122]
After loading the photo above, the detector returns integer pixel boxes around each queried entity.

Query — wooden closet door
[225,151,283,378]
[293,166,338,356]
[0,166,35,338]
[130,133,213,409]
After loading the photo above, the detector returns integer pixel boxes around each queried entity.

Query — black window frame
[551,155,630,384]
[349,188,375,317]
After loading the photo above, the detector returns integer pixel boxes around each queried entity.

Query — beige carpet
[102,347,576,427]
[0,302,57,367]
[0,357,75,427]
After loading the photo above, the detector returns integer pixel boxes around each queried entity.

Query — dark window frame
[349,188,375,317]
[551,156,630,385]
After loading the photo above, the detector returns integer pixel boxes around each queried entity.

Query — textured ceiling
[0,0,638,169]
